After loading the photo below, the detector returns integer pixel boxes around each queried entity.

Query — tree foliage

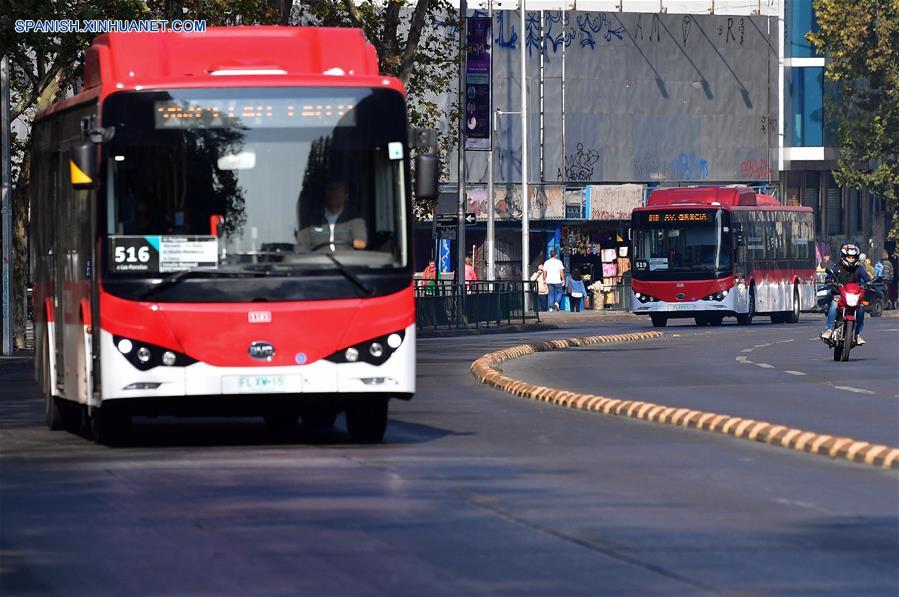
[808,0,899,238]
[299,1,458,220]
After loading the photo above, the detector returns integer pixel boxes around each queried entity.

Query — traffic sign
[436,212,477,226]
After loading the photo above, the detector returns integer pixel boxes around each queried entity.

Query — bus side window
[732,223,745,264]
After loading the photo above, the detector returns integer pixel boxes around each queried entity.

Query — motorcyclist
[821,243,870,345]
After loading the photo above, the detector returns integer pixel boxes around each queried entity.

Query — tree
[299,1,459,220]
[808,0,899,239]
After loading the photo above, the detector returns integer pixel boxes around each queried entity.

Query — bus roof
[36,26,396,121]
[645,186,775,207]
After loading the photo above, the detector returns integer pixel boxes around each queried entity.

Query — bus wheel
[91,403,130,445]
[736,288,755,326]
[650,314,668,328]
[694,315,709,326]
[786,286,801,324]
[770,313,786,324]
[709,315,723,326]
[345,397,389,443]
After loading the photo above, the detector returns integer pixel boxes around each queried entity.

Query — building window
[790,67,825,147]
[787,0,821,58]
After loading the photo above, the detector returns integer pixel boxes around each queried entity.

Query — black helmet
[840,243,860,269]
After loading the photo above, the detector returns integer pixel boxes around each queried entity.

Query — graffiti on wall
[631,153,710,181]
[740,159,772,180]
[559,143,601,182]
[494,10,624,55]
[466,186,566,221]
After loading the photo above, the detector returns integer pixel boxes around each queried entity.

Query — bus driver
[295,180,367,252]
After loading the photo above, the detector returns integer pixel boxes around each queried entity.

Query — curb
[470,331,899,471]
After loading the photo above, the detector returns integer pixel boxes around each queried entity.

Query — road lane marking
[741,348,754,353]
[756,363,775,368]
[471,331,899,470]
[829,384,877,395]
[784,370,807,376]
[777,339,795,343]
[735,356,750,363]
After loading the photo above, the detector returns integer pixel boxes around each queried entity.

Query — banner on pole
[464,16,491,151]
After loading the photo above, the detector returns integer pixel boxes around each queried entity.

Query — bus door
[52,151,65,392]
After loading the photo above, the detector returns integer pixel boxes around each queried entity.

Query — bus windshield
[632,209,731,279]
[101,87,408,276]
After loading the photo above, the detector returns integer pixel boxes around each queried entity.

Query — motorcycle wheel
[839,320,854,362]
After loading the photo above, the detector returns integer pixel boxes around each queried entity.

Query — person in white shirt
[542,250,565,311]
[296,180,367,252]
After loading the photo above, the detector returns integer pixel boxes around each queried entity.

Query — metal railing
[414,280,540,330]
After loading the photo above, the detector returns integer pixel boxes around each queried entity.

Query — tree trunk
[12,157,29,349]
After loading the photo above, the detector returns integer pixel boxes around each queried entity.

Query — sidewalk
[538,308,640,325]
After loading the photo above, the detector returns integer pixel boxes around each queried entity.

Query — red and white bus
[30,27,437,443]
[630,186,816,327]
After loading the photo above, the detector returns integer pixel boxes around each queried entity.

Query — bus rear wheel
[345,397,389,443]
[786,286,801,324]
[650,314,668,328]
[736,288,755,326]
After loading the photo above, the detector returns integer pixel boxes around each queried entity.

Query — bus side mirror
[69,141,97,190]
[414,152,439,201]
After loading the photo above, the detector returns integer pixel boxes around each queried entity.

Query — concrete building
[425,0,892,278]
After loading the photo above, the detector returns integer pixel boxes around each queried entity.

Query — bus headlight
[326,330,406,366]
[113,335,197,371]
[137,347,152,363]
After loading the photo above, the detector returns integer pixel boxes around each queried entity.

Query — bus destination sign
[646,211,713,224]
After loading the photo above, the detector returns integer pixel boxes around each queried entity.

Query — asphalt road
[1,313,897,596]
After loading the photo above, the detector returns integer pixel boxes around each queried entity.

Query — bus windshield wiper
[139,267,267,300]
[322,253,374,297]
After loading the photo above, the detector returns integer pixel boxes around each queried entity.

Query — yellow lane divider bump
[470,330,898,470]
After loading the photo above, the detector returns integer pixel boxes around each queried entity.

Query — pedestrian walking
[464,256,478,289]
[542,250,565,311]
[880,249,896,309]
[567,272,587,312]
[530,264,549,311]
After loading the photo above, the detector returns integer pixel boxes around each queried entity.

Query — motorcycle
[822,277,882,361]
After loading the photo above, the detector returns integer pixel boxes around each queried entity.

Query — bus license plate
[238,375,285,392]
[673,304,693,311]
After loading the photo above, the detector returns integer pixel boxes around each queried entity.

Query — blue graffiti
[491,11,622,56]
[544,11,575,53]
[671,153,710,180]
[576,13,623,49]
[526,12,542,56]
[495,11,518,49]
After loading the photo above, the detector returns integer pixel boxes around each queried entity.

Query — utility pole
[486,0,495,282]
[456,0,467,287]
[1,55,13,355]
[520,4,529,292]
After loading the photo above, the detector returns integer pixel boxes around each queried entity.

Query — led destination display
[643,211,714,224]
